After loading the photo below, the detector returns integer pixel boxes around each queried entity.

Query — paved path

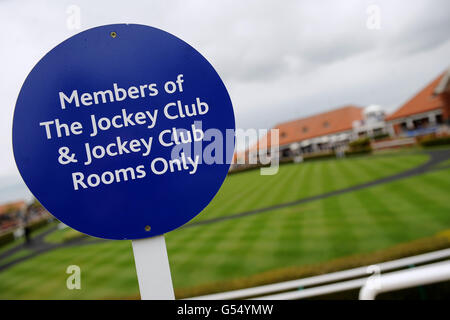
[0,225,105,271]
[0,148,449,272]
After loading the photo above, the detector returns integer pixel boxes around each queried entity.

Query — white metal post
[359,260,450,300]
[132,235,175,300]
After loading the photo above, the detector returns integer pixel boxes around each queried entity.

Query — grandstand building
[244,104,389,162]
[233,67,450,167]
[385,68,450,137]
[0,201,26,232]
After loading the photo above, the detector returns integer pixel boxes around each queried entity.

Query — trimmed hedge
[373,133,390,141]
[0,231,14,247]
[349,137,371,149]
[420,136,450,147]
[347,137,372,155]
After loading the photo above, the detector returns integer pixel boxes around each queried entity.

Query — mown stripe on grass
[254,163,303,209]
[278,162,309,203]
[383,175,449,231]
[323,160,362,254]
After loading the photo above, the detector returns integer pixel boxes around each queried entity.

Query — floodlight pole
[132,235,175,300]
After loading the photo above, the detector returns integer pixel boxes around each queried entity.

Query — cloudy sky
[1,0,450,200]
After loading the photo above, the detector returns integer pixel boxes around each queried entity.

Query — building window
[302,126,308,133]
[373,128,383,136]
[323,121,330,128]
[280,132,287,138]
[282,149,291,158]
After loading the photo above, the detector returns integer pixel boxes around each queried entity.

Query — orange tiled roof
[0,201,25,216]
[253,105,363,150]
[386,71,448,121]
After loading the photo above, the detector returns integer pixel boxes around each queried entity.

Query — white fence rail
[359,260,450,300]
[188,248,450,300]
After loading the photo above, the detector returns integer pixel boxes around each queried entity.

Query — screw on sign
[12,24,235,299]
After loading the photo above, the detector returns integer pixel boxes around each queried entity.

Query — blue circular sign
[13,24,235,240]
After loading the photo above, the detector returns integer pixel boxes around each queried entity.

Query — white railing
[188,248,450,300]
[359,260,450,300]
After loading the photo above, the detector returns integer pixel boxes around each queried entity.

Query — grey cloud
[0,0,450,179]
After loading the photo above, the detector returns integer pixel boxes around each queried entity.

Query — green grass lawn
[44,227,86,244]
[437,158,450,168]
[0,249,33,265]
[1,151,450,299]
[193,153,427,222]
